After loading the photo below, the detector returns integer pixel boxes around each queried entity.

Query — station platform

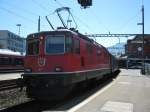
[68,69,150,112]
[0,73,22,81]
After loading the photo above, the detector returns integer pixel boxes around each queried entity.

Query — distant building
[107,43,125,57]
[0,30,26,54]
[125,34,150,59]
[125,34,150,65]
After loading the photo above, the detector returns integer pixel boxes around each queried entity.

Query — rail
[0,69,24,73]
[0,79,19,91]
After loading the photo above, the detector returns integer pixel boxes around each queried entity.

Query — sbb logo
[38,57,46,67]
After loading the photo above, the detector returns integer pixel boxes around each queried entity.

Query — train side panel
[0,54,24,71]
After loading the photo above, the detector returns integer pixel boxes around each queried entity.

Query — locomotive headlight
[55,66,62,72]
[25,68,32,73]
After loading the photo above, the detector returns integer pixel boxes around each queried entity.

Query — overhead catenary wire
[31,0,50,13]
[0,6,37,24]
[30,0,57,20]
[0,6,49,30]
[1,0,78,32]
[1,0,55,22]
[53,0,64,7]
[117,11,141,33]
[1,1,39,17]
[88,6,142,44]
[89,9,111,33]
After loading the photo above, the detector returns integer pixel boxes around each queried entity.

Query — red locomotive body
[23,29,118,100]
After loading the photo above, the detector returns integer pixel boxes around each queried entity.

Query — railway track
[1,79,114,112]
[0,79,19,91]
[0,69,24,73]
[0,72,119,112]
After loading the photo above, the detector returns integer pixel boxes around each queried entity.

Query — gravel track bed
[0,88,30,109]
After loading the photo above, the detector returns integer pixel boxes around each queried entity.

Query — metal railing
[145,63,150,75]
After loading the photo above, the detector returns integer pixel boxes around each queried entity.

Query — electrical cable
[117,11,140,33]
[31,0,50,13]
[89,9,110,33]
[0,6,37,24]
[0,6,49,29]
[53,0,64,7]
[1,1,39,17]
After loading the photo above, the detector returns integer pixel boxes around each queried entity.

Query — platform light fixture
[16,24,21,36]
[78,0,92,8]
[137,5,145,74]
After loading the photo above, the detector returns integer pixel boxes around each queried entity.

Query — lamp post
[137,5,145,74]
[16,24,21,36]
[142,5,145,74]
[116,37,121,56]
[126,37,129,69]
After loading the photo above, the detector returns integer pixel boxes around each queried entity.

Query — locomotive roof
[27,29,106,48]
[0,49,23,56]
[27,29,93,43]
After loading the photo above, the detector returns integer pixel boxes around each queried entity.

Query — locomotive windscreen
[46,35,65,54]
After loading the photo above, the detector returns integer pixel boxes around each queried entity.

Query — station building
[0,30,26,54]
[125,34,150,66]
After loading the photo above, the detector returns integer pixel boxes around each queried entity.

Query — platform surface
[0,73,22,81]
[69,69,150,112]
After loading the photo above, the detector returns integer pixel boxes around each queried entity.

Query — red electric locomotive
[22,28,118,100]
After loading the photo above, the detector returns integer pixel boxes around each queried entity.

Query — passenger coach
[0,49,24,71]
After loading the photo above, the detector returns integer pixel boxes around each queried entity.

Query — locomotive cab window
[65,37,73,53]
[27,39,39,55]
[46,35,65,54]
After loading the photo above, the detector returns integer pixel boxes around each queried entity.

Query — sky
[0,0,150,47]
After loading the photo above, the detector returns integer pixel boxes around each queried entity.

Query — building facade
[125,34,150,65]
[125,34,150,59]
[0,30,26,54]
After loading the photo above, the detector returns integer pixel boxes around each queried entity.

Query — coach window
[27,40,39,55]
[0,57,9,65]
[15,58,24,65]
[74,39,80,54]
[65,37,73,53]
